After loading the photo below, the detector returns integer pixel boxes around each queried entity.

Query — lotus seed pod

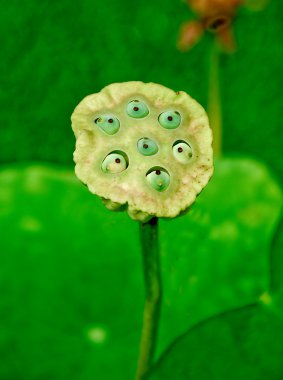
[71,81,213,222]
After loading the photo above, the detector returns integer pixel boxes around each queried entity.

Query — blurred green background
[1,0,283,379]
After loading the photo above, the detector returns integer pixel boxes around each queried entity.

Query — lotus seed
[127,100,149,118]
[173,140,193,164]
[95,114,120,135]
[159,110,181,129]
[101,151,128,173]
[137,138,158,156]
[146,167,170,192]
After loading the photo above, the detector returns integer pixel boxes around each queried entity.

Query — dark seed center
[133,106,139,111]
[143,144,149,149]
[156,170,161,175]
[115,158,121,163]
[207,15,230,32]
[108,118,113,123]
[167,116,173,121]
[211,18,225,30]
[178,147,183,153]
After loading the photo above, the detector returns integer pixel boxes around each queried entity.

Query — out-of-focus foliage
[149,210,283,380]
[159,156,282,355]
[0,165,142,380]
[148,303,283,380]
[0,156,281,379]
[270,214,283,310]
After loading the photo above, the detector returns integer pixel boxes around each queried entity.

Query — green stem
[208,41,222,157]
[135,217,162,380]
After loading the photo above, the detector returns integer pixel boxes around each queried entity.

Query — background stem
[135,217,162,380]
[208,41,222,157]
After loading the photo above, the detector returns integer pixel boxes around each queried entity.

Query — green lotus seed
[101,151,128,173]
[126,100,149,118]
[146,167,170,192]
[158,110,181,129]
[137,137,158,156]
[95,114,120,135]
[173,140,193,164]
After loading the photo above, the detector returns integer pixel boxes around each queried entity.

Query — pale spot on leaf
[259,291,272,305]
[19,216,42,232]
[209,221,238,241]
[188,275,198,285]
[87,326,107,344]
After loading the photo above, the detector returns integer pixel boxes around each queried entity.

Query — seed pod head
[71,82,213,222]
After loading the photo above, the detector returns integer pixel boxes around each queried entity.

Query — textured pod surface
[71,81,213,221]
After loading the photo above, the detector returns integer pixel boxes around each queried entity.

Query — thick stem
[135,217,162,380]
[208,41,222,157]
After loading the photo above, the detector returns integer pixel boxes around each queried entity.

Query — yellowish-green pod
[71,81,213,222]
